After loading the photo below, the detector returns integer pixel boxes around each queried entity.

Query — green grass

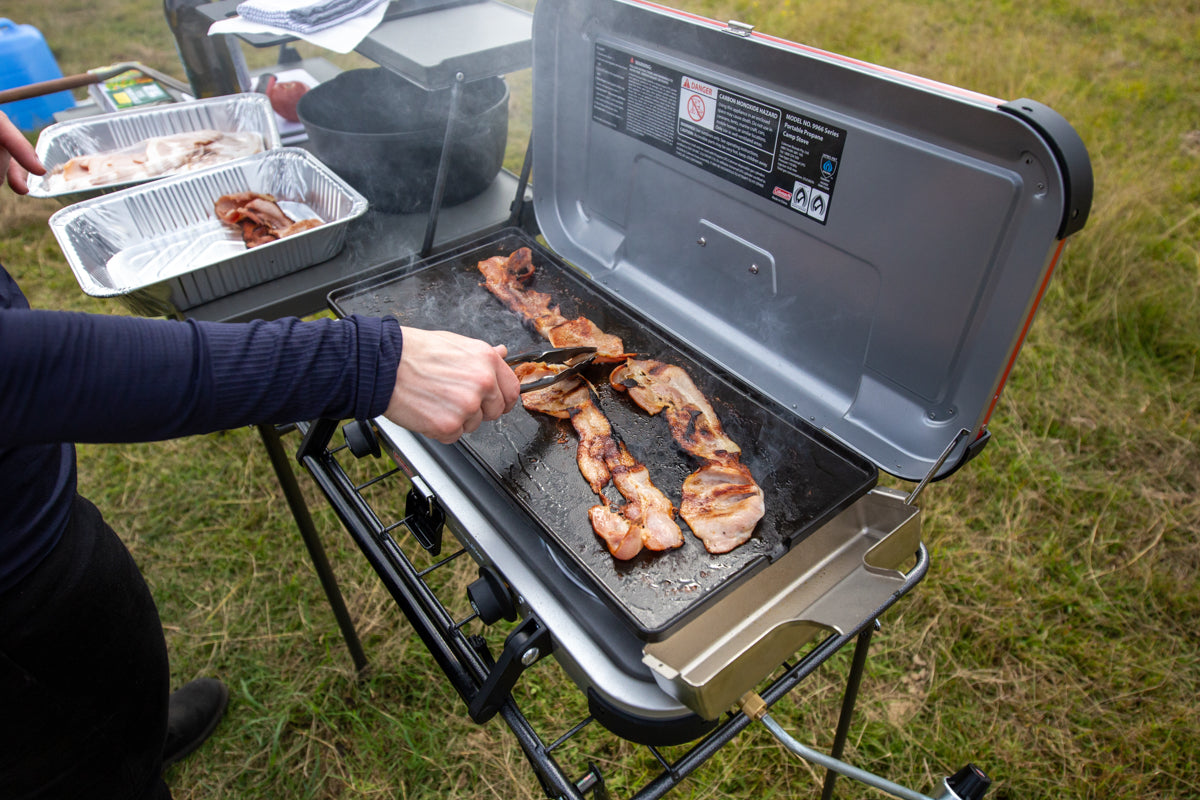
[2,0,1199,798]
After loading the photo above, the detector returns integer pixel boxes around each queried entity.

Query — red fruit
[267,80,308,123]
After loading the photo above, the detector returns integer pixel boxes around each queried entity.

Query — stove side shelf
[199,0,532,91]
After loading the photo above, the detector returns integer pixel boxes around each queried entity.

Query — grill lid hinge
[999,98,1094,239]
[724,19,755,37]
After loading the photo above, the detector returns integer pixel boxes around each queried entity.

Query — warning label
[590,43,847,225]
[679,76,717,129]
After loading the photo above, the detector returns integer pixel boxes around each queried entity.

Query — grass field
[2,0,1198,798]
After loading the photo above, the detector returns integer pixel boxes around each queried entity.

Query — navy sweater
[0,263,403,592]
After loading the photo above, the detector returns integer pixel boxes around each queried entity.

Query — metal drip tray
[643,488,921,720]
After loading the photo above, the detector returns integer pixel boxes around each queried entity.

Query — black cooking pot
[297,68,508,214]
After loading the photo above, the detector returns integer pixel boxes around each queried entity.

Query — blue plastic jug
[0,19,75,131]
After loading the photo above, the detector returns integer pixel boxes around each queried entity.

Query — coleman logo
[681,77,714,96]
[772,186,792,201]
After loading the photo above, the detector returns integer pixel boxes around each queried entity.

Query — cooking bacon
[215,192,322,249]
[517,363,683,559]
[483,247,763,556]
[478,248,631,362]
[516,364,611,495]
[238,218,274,249]
[277,218,323,238]
[609,452,684,552]
[611,358,765,554]
[679,457,766,554]
[610,359,741,461]
[588,505,642,560]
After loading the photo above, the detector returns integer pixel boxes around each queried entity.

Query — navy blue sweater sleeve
[0,310,403,447]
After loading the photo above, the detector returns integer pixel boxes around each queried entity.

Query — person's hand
[384,327,522,444]
[0,111,45,195]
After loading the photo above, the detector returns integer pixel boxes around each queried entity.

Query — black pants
[0,495,172,800]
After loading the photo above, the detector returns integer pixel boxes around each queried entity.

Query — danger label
[679,76,717,129]
[591,43,847,225]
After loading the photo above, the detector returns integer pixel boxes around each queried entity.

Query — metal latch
[467,615,553,723]
[404,475,446,555]
[724,19,755,37]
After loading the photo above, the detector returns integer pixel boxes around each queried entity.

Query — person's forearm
[0,310,401,447]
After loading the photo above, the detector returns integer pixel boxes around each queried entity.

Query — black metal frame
[169,138,933,798]
[283,417,929,799]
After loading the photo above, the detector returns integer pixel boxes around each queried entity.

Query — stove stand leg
[820,619,879,800]
[257,422,369,674]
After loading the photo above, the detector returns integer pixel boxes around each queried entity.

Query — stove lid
[530,0,1092,482]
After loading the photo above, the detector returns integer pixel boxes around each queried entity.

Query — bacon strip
[50,130,264,192]
[215,192,322,249]
[517,363,683,559]
[679,458,765,554]
[481,247,763,557]
[610,359,741,461]
[514,365,611,495]
[611,358,765,554]
[588,504,643,561]
[478,248,631,362]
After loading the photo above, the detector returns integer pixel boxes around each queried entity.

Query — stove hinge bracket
[467,615,554,724]
[723,19,755,37]
[905,428,970,507]
[405,475,446,555]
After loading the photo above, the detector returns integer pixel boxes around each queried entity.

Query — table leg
[257,423,369,673]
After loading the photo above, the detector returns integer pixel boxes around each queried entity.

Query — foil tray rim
[48,147,368,316]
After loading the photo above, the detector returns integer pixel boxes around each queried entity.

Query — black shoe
[162,678,229,768]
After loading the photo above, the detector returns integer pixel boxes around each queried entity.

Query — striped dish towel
[235,0,389,34]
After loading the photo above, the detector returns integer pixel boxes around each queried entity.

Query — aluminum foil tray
[48,147,368,318]
[27,94,283,204]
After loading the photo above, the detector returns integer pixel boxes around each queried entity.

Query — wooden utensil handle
[0,73,101,105]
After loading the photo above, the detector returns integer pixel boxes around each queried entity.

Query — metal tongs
[504,346,597,393]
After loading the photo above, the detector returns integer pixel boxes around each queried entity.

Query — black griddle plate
[330,228,877,639]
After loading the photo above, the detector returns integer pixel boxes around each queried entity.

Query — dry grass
[2,0,1199,798]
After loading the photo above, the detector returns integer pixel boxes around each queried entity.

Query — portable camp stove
[293,0,1091,796]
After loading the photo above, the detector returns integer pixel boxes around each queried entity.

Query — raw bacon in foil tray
[27,94,283,204]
